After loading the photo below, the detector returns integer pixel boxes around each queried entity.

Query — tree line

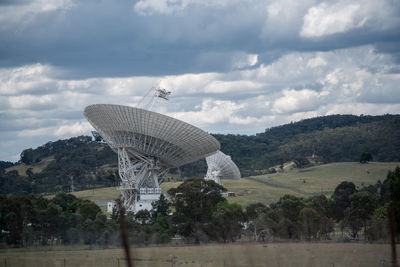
[0,136,118,194]
[212,114,400,176]
[1,114,399,194]
[1,167,399,247]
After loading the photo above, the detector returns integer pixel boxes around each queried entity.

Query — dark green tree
[276,195,305,239]
[360,152,373,163]
[343,208,363,238]
[135,210,151,224]
[245,203,277,242]
[332,181,357,221]
[245,203,269,220]
[366,207,390,241]
[307,195,333,218]
[277,195,305,223]
[20,149,35,164]
[151,194,170,218]
[52,192,77,212]
[387,166,400,235]
[207,202,245,243]
[299,207,320,240]
[78,200,101,222]
[345,191,378,239]
[168,178,226,243]
[306,195,334,239]
[293,157,310,168]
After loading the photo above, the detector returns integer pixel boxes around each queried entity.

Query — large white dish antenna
[84,104,220,167]
[84,103,220,213]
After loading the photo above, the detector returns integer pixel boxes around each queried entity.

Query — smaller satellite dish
[205,151,241,185]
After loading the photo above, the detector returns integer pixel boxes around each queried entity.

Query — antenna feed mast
[154,87,171,101]
[138,86,171,111]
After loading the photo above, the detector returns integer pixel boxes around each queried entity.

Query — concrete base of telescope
[107,189,161,214]
[204,174,222,185]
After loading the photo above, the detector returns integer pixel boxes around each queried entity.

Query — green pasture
[260,162,399,194]
[6,156,53,175]
[63,162,399,208]
[222,178,303,205]
[68,187,121,203]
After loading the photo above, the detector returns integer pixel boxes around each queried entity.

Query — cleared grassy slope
[262,162,398,194]
[68,187,121,203]
[6,156,54,175]
[66,162,399,207]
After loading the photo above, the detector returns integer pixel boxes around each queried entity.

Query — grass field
[68,187,121,203]
[262,162,399,194]
[6,156,53,175]
[0,242,397,267]
[63,162,399,207]
[229,162,399,205]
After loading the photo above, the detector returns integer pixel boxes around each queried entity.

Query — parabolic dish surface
[206,151,241,180]
[84,104,220,167]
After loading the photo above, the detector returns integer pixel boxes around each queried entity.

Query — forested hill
[1,136,118,194]
[185,114,400,176]
[261,114,387,140]
[1,114,400,194]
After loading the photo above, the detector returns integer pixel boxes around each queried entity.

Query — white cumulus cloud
[1,45,400,160]
[272,89,321,114]
[168,99,244,128]
[53,121,92,138]
[301,3,364,37]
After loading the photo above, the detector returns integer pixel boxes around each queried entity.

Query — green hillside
[66,162,399,207]
[176,114,400,177]
[214,114,400,174]
[2,114,399,195]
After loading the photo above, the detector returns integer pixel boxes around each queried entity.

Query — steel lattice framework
[205,151,241,185]
[84,104,220,212]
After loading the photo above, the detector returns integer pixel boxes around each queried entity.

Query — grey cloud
[0,0,399,78]
[0,132,63,161]
[1,1,400,161]
[0,115,57,132]
[0,0,32,6]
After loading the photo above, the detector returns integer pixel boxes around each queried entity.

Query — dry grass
[260,162,399,194]
[55,162,399,208]
[69,187,121,203]
[160,179,302,206]
[5,156,54,176]
[222,178,303,206]
[0,243,397,267]
[160,182,182,193]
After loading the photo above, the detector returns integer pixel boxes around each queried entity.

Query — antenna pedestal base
[118,147,167,213]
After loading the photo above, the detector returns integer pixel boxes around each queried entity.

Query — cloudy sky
[1,0,400,162]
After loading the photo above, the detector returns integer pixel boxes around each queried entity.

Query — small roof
[206,151,241,180]
[84,104,220,167]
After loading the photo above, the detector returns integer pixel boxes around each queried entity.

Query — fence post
[389,208,398,267]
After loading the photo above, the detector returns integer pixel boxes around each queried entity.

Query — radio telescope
[84,103,220,213]
[204,151,241,185]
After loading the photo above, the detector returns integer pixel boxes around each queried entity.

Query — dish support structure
[117,147,168,213]
[204,170,222,185]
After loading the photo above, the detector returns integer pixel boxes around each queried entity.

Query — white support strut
[118,147,165,213]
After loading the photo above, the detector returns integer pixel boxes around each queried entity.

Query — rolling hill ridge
[1,114,399,195]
